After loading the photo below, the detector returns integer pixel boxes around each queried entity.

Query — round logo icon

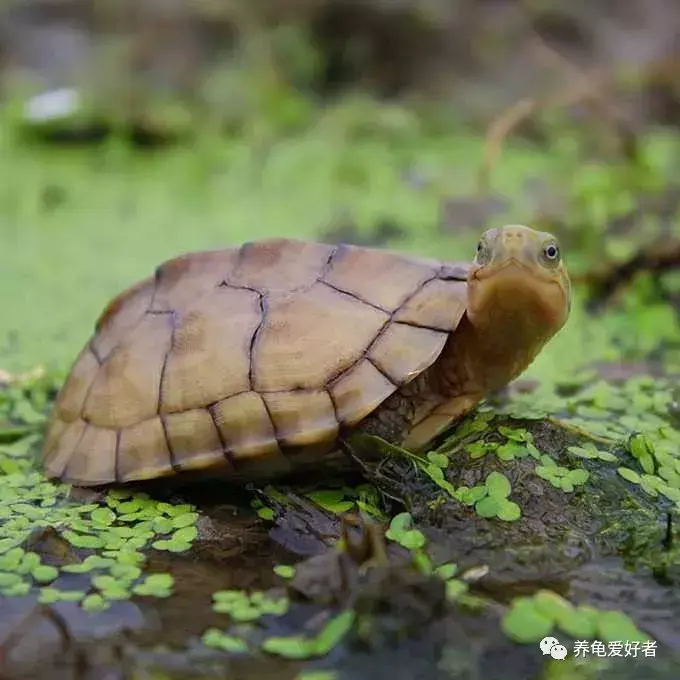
[550,644,568,660]
[539,637,560,655]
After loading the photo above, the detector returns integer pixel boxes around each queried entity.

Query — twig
[479,98,538,193]
[478,35,639,193]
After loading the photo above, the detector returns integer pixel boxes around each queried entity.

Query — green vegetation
[502,590,649,644]
[261,610,356,659]
[2,99,679,377]
[211,589,289,621]
[0,380,198,609]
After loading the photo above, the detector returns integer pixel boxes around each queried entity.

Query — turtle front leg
[351,390,420,447]
[337,382,422,468]
[401,393,485,450]
[349,370,484,454]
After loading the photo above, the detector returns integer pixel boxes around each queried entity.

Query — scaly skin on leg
[346,364,482,454]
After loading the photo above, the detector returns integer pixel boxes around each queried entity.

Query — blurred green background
[1,0,679,380]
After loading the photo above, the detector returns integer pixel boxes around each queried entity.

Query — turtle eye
[543,242,560,263]
[475,239,491,265]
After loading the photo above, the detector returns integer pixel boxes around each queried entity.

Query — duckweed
[133,573,175,598]
[567,443,618,462]
[212,589,289,621]
[304,489,355,514]
[434,563,458,580]
[494,427,542,461]
[502,589,649,644]
[534,458,590,493]
[273,564,296,579]
[294,672,338,680]
[472,471,522,521]
[617,467,642,484]
[0,385,198,610]
[202,629,250,654]
[262,609,356,659]
[385,512,427,551]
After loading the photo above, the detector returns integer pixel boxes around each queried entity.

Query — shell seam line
[156,311,178,415]
[159,414,181,473]
[207,404,236,468]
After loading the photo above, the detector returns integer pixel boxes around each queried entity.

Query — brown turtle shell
[42,239,469,486]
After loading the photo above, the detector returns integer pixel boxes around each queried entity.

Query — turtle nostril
[502,231,525,249]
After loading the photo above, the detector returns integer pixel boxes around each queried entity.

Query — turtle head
[466,224,571,348]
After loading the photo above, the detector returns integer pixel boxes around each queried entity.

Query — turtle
[42,224,571,487]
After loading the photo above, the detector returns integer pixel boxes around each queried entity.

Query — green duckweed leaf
[38,587,85,603]
[596,610,649,643]
[466,442,489,459]
[532,590,572,622]
[567,444,599,459]
[427,452,449,468]
[294,672,338,680]
[502,599,553,643]
[313,609,356,656]
[0,572,24,588]
[202,628,249,653]
[90,507,116,525]
[262,636,313,659]
[496,443,527,461]
[171,512,199,528]
[398,529,427,551]
[475,496,501,518]
[617,467,641,484]
[434,563,458,580]
[412,551,432,575]
[262,609,356,659]
[2,581,31,597]
[445,579,469,601]
[657,485,680,502]
[273,564,296,579]
[62,530,106,549]
[485,472,511,499]
[565,469,590,486]
[534,466,558,483]
[497,500,521,521]
[386,512,412,540]
[82,594,110,612]
[31,564,59,583]
[305,490,354,514]
[171,526,198,542]
[257,507,275,521]
[498,426,528,442]
[597,451,619,463]
[556,605,598,639]
[133,573,174,597]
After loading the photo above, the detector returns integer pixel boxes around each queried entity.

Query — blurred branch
[478,36,640,194]
[578,239,680,306]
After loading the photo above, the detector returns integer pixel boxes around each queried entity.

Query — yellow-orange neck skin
[404,225,570,449]
[462,260,570,391]
[435,225,571,397]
